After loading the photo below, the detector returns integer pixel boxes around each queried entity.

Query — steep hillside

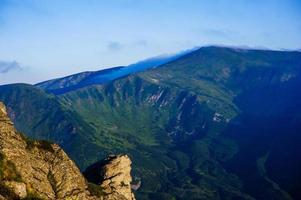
[1,46,300,199]
[36,49,193,95]
[0,102,135,200]
[37,67,124,94]
[58,47,301,199]
[0,84,107,166]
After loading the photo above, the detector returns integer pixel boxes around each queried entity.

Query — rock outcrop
[100,155,135,200]
[0,102,135,200]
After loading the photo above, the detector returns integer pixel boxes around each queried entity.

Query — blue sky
[0,0,300,84]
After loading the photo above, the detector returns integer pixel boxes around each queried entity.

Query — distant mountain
[1,46,301,200]
[36,48,195,94]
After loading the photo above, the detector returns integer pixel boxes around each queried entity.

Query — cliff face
[86,155,135,200]
[0,102,135,200]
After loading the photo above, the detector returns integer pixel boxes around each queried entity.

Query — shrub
[0,153,4,180]
[0,153,22,182]
[23,192,45,200]
[0,183,18,199]
[37,140,55,153]
[87,183,104,197]
[18,131,54,153]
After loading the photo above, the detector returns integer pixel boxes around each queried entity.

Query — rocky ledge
[0,102,135,200]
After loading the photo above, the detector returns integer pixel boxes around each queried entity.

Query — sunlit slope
[1,46,300,199]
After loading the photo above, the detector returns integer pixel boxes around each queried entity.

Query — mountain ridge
[0,46,300,199]
[36,48,195,94]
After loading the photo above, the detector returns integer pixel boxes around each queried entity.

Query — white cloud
[0,61,22,73]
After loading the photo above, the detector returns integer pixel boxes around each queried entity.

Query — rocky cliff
[0,102,135,200]
[84,155,136,200]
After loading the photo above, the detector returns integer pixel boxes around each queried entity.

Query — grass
[24,192,45,200]
[0,153,22,182]
[0,153,24,199]
[0,182,18,199]
[19,131,54,153]
[1,47,300,199]
[36,140,55,153]
[87,183,105,198]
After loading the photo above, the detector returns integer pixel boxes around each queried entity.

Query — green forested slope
[0,47,300,200]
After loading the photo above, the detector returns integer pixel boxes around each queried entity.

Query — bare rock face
[100,155,136,200]
[0,102,96,200]
[0,102,135,200]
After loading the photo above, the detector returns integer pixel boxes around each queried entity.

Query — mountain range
[0,46,300,200]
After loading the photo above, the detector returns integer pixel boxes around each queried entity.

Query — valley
[0,46,300,200]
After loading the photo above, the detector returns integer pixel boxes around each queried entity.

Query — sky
[0,0,300,85]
